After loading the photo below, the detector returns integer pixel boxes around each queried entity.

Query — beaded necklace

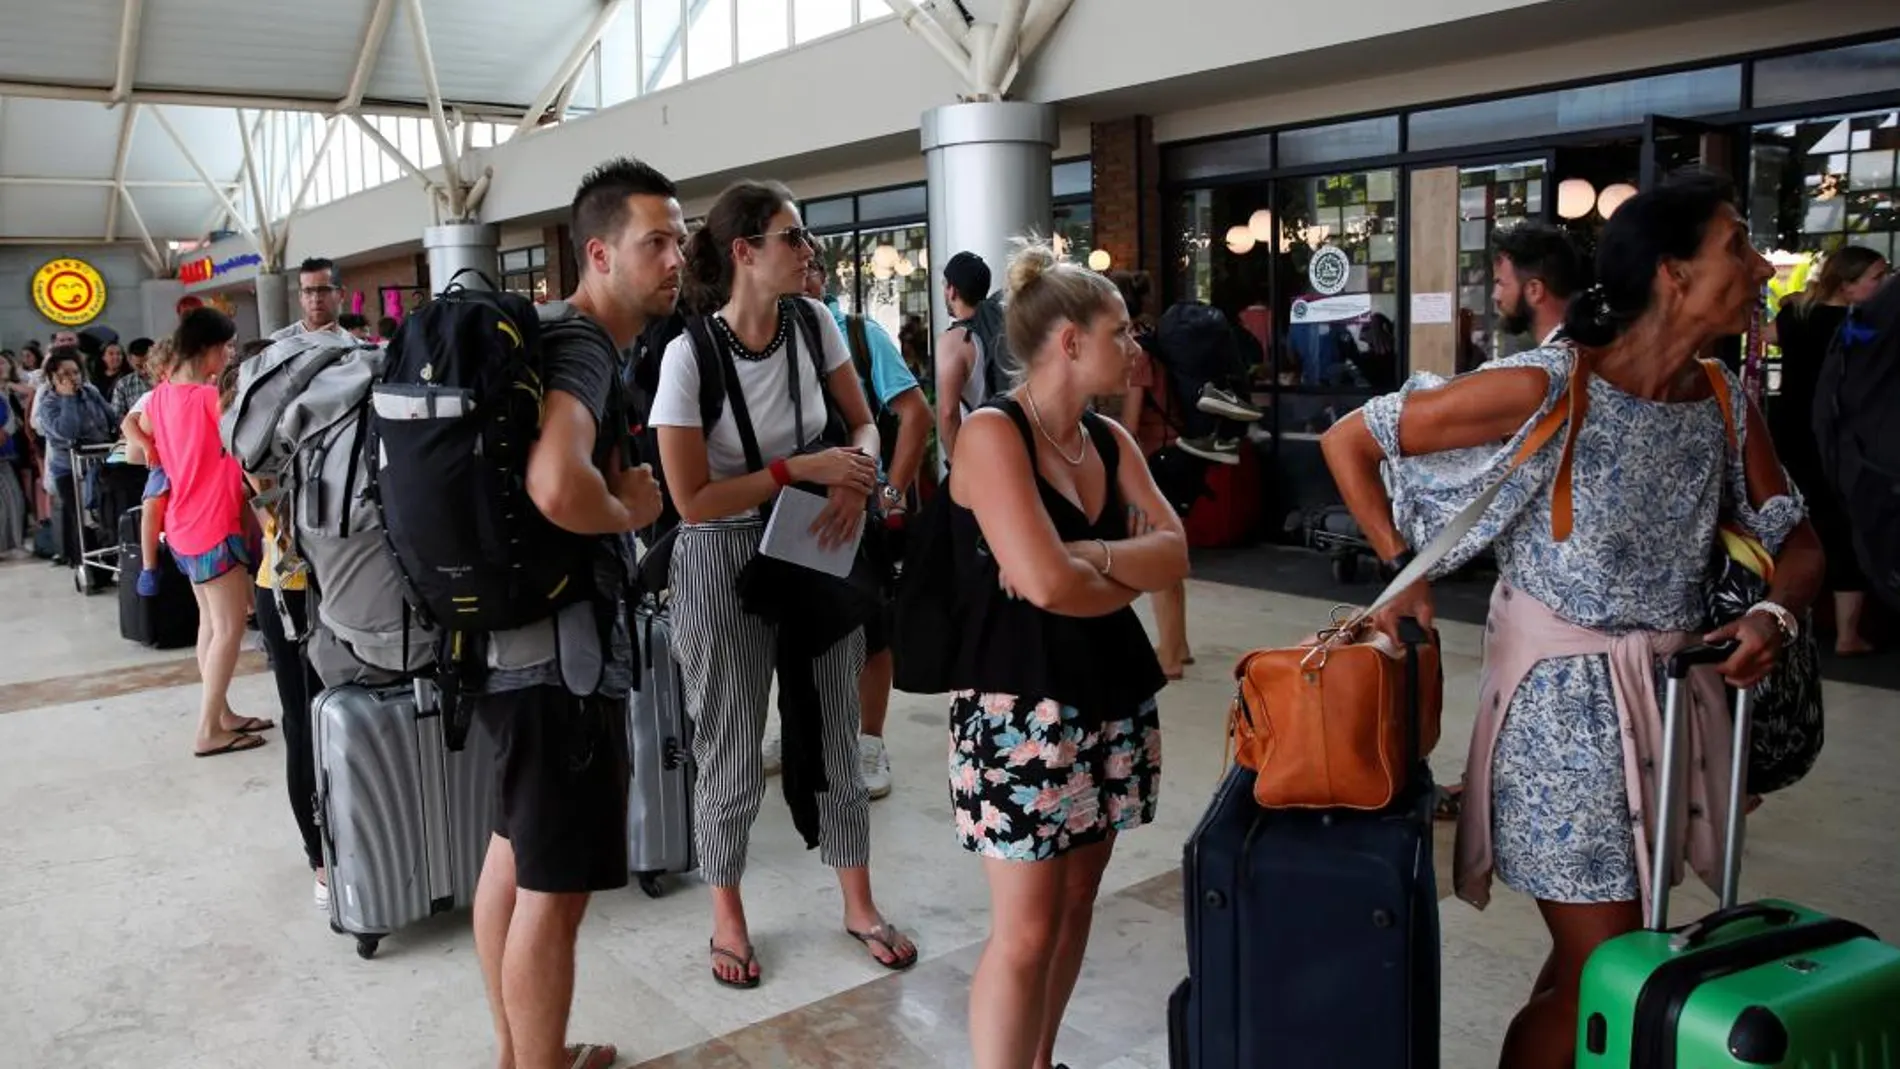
[713,302,791,363]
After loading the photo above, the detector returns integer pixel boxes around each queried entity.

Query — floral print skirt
[948,691,1162,862]
[1490,653,1642,904]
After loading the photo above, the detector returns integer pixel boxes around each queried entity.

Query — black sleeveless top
[947,398,1166,726]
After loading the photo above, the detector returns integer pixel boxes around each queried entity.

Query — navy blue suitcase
[1170,765,1440,1068]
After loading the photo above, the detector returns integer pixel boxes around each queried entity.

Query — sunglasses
[745,227,814,251]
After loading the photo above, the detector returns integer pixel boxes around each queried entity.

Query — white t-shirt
[649,298,851,481]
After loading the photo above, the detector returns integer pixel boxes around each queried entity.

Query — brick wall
[1090,116,1164,306]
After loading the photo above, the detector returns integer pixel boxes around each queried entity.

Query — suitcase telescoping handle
[1648,642,1753,932]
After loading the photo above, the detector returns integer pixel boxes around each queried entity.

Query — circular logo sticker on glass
[1308,245,1352,297]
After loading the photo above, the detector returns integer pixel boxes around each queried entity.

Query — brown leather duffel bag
[1231,617,1442,811]
[1230,357,1588,811]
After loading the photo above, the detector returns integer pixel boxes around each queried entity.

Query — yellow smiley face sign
[31,258,108,327]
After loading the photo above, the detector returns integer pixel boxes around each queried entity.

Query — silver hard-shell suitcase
[627,599,696,897]
[315,680,497,958]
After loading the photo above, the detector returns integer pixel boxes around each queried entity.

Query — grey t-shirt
[482,304,635,699]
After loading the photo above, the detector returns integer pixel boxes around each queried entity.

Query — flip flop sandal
[195,733,267,758]
[709,941,761,990]
[227,716,276,734]
[847,923,918,972]
[565,1043,618,1069]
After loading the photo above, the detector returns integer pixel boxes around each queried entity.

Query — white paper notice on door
[1411,292,1455,325]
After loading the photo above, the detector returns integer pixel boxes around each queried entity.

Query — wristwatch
[1745,601,1799,645]
[879,484,904,510]
[1379,549,1417,582]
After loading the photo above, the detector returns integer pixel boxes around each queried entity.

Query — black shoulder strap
[1081,411,1120,481]
[986,397,1037,466]
[708,327,767,475]
[684,316,727,438]
[844,314,879,415]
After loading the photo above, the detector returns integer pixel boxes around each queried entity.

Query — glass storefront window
[816,232,860,314]
[1752,109,1900,262]
[501,246,548,302]
[1053,202,1095,268]
[1278,117,1400,169]
[858,226,931,343]
[1458,160,1549,369]
[1753,39,1900,110]
[1275,169,1402,393]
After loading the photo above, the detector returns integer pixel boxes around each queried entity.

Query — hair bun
[1006,238,1060,299]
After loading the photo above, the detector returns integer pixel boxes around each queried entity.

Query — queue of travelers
[9,156,1895,1069]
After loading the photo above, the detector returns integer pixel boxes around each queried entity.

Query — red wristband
[769,458,792,488]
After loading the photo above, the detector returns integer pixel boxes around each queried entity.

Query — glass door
[1642,114,1736,189]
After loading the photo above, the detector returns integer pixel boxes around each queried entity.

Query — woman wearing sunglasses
[654,181,918,989]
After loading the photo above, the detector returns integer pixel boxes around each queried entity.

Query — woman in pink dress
[140,308,273,758]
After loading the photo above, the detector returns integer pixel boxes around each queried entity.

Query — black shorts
[863,598,895,657]
[476,686,630,894]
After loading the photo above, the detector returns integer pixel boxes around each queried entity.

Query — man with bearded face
[1493,222,1582,348]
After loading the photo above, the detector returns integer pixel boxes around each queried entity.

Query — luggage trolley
[69,443,119,595]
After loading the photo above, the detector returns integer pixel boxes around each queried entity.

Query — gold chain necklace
[1022,384,1088,466]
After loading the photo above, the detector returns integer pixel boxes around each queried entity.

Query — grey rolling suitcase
[628,599,697,897]
[314,680,498,959]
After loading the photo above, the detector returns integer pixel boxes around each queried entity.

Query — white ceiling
[0,0,614,248]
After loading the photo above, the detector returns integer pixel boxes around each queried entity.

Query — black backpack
[956,294,1015,404]
[1814,275,1900,610]
[1152,302,1245,439]
[842,312,904,468]
[369,277,615,638]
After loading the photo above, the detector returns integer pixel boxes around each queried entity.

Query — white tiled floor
[0,566,1895,1067]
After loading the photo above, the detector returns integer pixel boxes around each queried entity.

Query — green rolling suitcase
[1577,645,1900,1068]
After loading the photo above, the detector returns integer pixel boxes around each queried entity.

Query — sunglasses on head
[746,227,814,250]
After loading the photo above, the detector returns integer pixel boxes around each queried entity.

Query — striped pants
[670,520,871,887]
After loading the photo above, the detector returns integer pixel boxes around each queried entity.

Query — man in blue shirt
[803,257,930,800]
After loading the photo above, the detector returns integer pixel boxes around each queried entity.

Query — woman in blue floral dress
[1322,173,1823,1069]
[945,239,1188,1069]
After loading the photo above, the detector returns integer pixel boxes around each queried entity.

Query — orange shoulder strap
[1508,353,1590,541]
[1701,359,1739,452]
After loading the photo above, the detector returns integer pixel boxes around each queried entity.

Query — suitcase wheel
[355,935,381,960]
[637,873,665,899]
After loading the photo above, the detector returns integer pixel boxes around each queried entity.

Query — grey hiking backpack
[221,339,436,685]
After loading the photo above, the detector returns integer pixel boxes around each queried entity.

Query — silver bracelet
[1094,538,1113,577]
[1745,601,1798,644]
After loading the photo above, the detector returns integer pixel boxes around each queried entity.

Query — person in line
[376,316,401,344]
[470,158,674,1069]
[337,313,372,341]
[90,340,132,401]
[1767,245,1888,655]
[780,254,932,799]
[141,309,273,759]
[934,251,994,463]
[31,347,114,568]
[122,340,175,596]
[654,180,918,989]
[1114,270,1196,680]
[111,337,157,421]
[1320,172,1820,1069]
[947,239,1186,1069]
[0,352,25,555]
[1494,222,1584,350]
[271,258,350,341]
[0,351,34,550]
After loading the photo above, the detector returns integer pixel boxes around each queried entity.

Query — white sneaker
[763,734,783,777]
[1196,383,1265,422]
[860,734,893,800]
[313,875,331,912]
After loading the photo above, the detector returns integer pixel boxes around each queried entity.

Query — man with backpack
[933,250,998,465]
[462,158,680,1069]
[800,254,930,799]
[270,258,351,341]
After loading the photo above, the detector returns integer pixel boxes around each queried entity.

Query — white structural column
[104,103,141,241]
[342,0,397,111]
[513,0,630,138]
[895,0,1075,337]
[235,109,277,262]
[110,0,144,103]
[150,105,262,254]
[401,0,466,218]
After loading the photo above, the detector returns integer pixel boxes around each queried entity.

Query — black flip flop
[194,734,267,758]
[227,716,276,734]
[709,941,761,990]
[848,923,918,971]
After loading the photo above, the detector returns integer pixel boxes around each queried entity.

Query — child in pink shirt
[140,308,273,759]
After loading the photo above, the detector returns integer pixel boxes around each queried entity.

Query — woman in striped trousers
[653,180,919,989]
